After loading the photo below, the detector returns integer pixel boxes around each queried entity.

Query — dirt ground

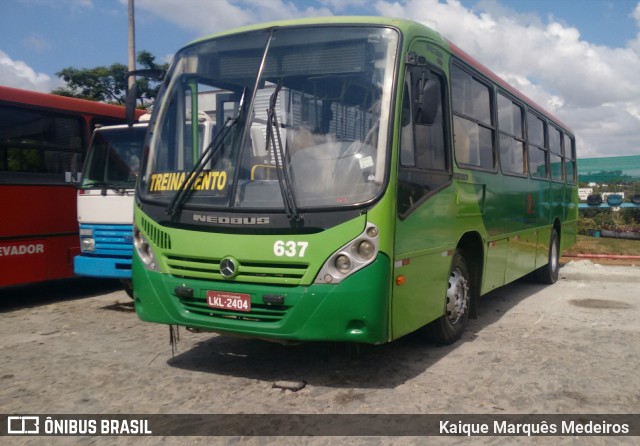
[1,260,639,445]
[561,256,640,267]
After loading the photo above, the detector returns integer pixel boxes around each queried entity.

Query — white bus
[74,122,148,295]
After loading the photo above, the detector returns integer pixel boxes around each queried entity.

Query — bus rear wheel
[426,250,471,345]
[535,229,560,284]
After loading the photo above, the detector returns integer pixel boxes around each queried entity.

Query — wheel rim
[550,237,558,273]
[446,268,468,325]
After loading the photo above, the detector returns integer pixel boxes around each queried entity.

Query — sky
[2,0,640,159]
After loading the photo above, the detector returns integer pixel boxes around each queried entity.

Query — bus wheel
[535,229,559,285]
[427,250,471,345]
[120,279,134,299]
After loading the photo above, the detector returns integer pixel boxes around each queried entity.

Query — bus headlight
[315,222,379,284]
[133,225,160,271]
[357,240,375,260]
[81,237,95,252]
[335,255,352,273]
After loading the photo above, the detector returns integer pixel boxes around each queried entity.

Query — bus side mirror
[125,83,138,127]
[414,79,439,125]
[125,68,166,126]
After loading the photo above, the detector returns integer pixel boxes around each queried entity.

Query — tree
[52,51,168,108]
[133,50,167,104]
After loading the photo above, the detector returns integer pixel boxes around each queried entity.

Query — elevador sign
[0,243,44,257]
[2,414,638,437]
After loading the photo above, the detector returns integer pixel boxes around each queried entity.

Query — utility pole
[128,0,136,90]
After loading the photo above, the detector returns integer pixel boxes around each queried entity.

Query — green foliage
[577,216,596,235]
[622,208,640,224]
[579,207,640,235]
[52,50,169,107]
[53,63,128,104]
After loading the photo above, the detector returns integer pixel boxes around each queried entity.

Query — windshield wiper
[166,116,239,216]
[85,181,127,196]
[266,82,301,222]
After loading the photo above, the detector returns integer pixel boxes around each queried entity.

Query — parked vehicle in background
[74,120,149,296]
[606,194,623,207]
[587,194,603,206]
[0,86,140,288]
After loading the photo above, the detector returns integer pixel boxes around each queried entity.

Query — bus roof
[186,16,416,44]
[0,85,143,119]
[183,16,572,135]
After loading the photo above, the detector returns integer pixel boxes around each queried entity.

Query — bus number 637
[273,240,308,257]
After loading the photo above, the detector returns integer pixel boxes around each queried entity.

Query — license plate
[206,291,251,312]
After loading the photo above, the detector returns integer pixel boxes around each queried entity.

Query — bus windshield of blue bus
[81,125,147,190]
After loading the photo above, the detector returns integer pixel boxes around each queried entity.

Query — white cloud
[373,0,640,157]
[132,0,640,157]
[135,0,333,37]
[0,50,59,92]
[319,0,368,12]
[629,3,640,54]
[135,0,250,35]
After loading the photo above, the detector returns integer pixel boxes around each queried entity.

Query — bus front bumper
[134,254,391,344]
[74,255,132,279]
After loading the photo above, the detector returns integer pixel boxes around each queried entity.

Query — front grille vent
[140,216,171,249]
[165,254,308,285]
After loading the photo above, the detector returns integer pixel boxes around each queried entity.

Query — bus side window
[451,65,494,169]
[398,68,450,218]
[527,111,548,179]
[564,134,576,184]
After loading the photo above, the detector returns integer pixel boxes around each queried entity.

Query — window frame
[548,123,564,183]
[0,104,87,184]
[397,63,453,219]
[496,90,528,178]
[450,62,497,173]
[563,132,577,184]
[526,109,549,181]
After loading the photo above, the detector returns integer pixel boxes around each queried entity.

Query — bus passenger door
[392,66,454,340]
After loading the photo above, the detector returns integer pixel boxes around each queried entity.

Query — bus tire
[120,279,134,300]
[535,229,559,284]
[426,250,471,345]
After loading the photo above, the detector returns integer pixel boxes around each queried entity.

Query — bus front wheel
[426,250,471,345]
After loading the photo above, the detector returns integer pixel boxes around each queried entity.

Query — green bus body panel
[484,239,508,291]
[134,251,391,344]
[391,245,453,339]
[392,187,458,339]
[389,161,578,338]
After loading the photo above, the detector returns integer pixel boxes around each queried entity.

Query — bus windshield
[140,25,399,212]
[81,125,147,190]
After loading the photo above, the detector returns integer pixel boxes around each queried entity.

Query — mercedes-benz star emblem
[219,257,237,278]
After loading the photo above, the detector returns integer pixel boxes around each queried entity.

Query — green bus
[132,17,577,345]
